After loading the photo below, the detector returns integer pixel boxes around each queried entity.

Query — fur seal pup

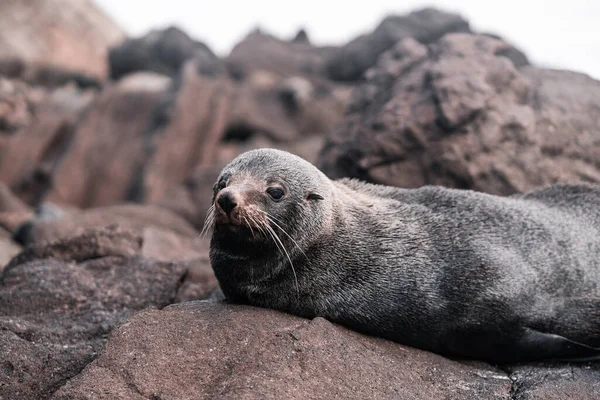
[207,148,600,363]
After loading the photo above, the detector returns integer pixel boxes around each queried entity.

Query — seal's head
[207,149,334,284]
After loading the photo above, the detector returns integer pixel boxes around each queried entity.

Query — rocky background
[1,1,599,399]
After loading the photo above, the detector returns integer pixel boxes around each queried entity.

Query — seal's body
[209,149,600,362]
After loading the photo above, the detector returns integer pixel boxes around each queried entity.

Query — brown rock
[325,8,471,82]
[226,29,337,80]
[4,225,142,273]
[0,235,20,272]
[0,182,29,213]
[51,302,511,399]
[43,81,167,207]
[0,79,95,205]
[0,0,125,79]
[142,62,234,203]
[174,258,218,303]
[18,203,198,245]
[0,227,188,400]
[319,34,600,195]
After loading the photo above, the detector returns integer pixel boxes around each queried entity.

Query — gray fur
[209,148,600,362]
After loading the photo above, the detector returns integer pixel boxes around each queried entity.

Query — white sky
[94,0,600,80]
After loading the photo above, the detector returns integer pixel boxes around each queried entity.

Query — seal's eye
[266,187,284,200]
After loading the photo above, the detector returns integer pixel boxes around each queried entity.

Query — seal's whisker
[200,205,215,238]
[258,210,309,260]
[248,213,266,238]
[242,214,256,239]
[265,225,300,297]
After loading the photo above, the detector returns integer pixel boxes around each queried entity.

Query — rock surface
[0,227,189,400]
[326,8,471,82]
[0,0,124,79]
[15,203,198,245]
[51,301,512,399]
[507,363,600,399]
[109,26,221,80]
[319,34,600,195]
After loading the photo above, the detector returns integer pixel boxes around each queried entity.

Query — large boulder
[226,29,338,80]
[51,301,512,399]
[14,203,198,245]
[0,78,95,205]
[326,8,471,82]
[0,227,189,400]
[42,78,169,208]
[0,0,124,79]
[319,34,600,195]
[109,26,221,80]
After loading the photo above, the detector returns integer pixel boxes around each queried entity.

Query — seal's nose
[217,192,237,214]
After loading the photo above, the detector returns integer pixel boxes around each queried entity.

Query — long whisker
[200,205,215,238]
[265,225,300,297]
[243,215,256,239]
[257,210,308,260]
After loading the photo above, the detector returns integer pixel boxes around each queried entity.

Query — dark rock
[109,26,221,80]
[51,302,512,399]
[507,363,600,399]
[0,227,188,400]
[0,0,124,79]
[291,28,310,44]
[326,8,471,82]
[319,34,600,194]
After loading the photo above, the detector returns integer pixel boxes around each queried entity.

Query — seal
[207,148,600,363]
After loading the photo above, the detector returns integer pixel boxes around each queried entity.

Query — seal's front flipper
[518,327,600,361]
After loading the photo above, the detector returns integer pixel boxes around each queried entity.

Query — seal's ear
[307,193,324,201]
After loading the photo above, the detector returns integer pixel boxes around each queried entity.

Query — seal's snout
[215,188,248,226]
[217,191,237,214]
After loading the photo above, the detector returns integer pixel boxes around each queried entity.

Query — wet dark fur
[209,149,600,363]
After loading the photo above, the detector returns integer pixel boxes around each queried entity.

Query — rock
[4,225,142,272]
[0,78,96,205]
[326,8,471,82]
[319,34,600,195]
[226,29,338,80]
[0,227,188,400]
[109,26,221,80]
[43,82,166,208]
[142,63,234,203]
[507,363,600,399]
[481,33,529,68]
[0,235,20,272]
[0,58,103,89]
[51,302,511,399]
[0,0,125,79]
[0,182,29,213]
[142,59,349,206]
[16,203,199,245]
[174,258,218,303]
